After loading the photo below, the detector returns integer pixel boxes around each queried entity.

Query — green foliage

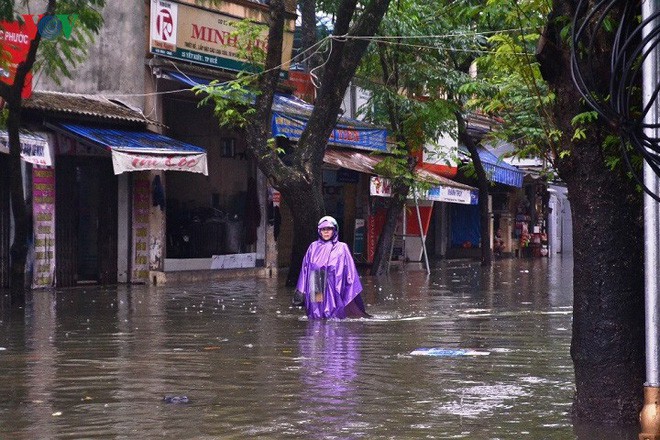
[230,19,267,69]
[356,0,490,192]
[0,106,7,128]
[195,77,258,128]
[571,110,599,126]
[2,1,106,87]
[193,19,269,129]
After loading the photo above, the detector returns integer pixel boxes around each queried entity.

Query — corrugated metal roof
[23,91,161,126]
[324,148,475,191]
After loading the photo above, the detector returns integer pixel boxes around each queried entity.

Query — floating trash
[410,348,490,357]
[163,395,190,404]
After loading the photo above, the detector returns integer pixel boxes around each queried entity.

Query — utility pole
[639,2,660,439]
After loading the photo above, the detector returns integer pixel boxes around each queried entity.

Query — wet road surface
[0,256,640,439]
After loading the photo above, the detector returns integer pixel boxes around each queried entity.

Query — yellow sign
[150,0,294,72]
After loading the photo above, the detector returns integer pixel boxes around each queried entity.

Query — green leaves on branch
[195,78,257,128]
[34,1,105,85]
[570,111,598,141]
[193,19,267,129]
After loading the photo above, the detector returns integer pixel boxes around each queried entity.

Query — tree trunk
[279,178,325,286]
[539,1,645,424]
[6,99,28,303]
[457,112,491,266]
[564,151,644,424]
[0,1,50,304]
[370,181,409,276]
[298,0,320,71]
[242,0,392,287]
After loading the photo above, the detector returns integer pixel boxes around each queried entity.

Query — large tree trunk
[539,1,645,424]
[243,0,391,286]
[0,1,50,304]
[279,178,325,287]
[6,100,28,303]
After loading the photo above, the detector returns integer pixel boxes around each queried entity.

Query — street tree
[0,1,105,302]
[201,0,392,286]
[354,0,481,274]
[473,0,645,424]
[359,0,508,273]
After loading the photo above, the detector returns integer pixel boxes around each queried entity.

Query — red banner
[0,19,38,98]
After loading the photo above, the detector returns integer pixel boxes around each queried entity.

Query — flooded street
[0,256,639,439]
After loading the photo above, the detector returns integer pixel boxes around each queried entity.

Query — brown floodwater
[0,256,639,439]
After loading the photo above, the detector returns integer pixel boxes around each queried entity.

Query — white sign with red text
[111,150,208,175]
[150,0,178,51]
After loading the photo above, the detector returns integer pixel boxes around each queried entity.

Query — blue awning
[165,71,388,152]
[460,145,524,188]
[50,122,208,175]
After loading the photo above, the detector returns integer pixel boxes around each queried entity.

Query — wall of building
[34,1,147,110]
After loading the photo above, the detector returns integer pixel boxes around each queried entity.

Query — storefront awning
[164,70,388,152]
[0,130,52,166]
[460,145,524,187]
[324,148,478,205]
[50,123,208,175]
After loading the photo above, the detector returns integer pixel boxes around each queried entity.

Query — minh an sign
[150,0,294,73]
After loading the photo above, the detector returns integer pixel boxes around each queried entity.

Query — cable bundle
[571,0,660,200]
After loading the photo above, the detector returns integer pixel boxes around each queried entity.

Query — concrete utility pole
[639,1,660,439]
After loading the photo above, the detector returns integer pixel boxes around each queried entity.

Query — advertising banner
[0,19,37,98]
[273,112,388,152]
[111,150,208,175]
[0,130,52,166]
[32,166,56,288]
[150,0,294,73]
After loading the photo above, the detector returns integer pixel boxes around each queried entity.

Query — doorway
[56,157,118,286]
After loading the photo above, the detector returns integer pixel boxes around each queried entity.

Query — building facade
[2,0,297,288]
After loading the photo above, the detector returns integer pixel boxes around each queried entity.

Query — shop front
[155,76,264,272]
[47,122,209,286]
[447,145,525,258]
[320,148,478,267]
[0,129,53,288]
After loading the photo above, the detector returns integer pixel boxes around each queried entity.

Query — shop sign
[32,166,56,288]
[111,150,208,175]
[273,112,388,152]
[149,0,294,73]
[370,176,478,205]
[425,185,477,205]
[0,130,52,166]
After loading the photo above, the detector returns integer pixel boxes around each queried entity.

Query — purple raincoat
[296,219,369,319]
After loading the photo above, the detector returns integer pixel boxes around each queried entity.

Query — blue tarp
[55,123,206,154]
[166,71,388,152]
[460,145,524,188]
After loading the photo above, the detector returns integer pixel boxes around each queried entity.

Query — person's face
[320,227,334,241]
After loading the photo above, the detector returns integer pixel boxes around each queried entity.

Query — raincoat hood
[317,216,338,242]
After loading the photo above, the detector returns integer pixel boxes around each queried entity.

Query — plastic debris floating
[410,348,490,357]
[163,395,190,404]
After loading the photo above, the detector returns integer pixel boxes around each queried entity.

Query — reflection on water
[0,256,638,439]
